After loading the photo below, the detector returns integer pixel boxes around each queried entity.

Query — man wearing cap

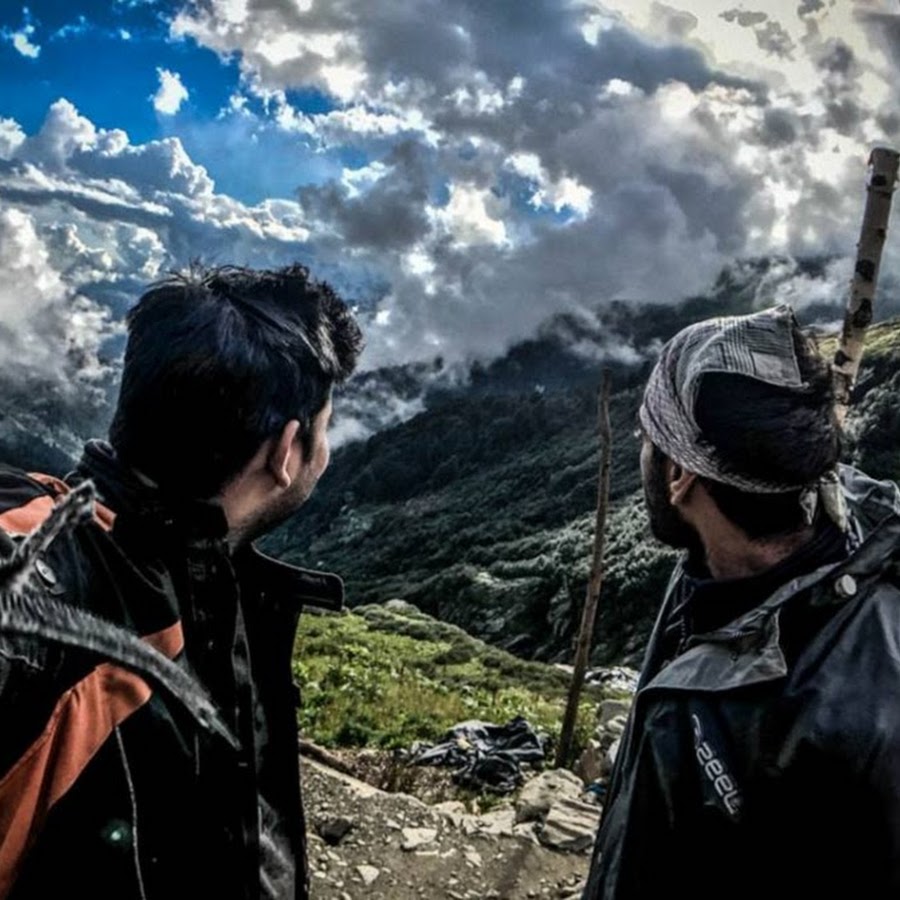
[583,305,900,898]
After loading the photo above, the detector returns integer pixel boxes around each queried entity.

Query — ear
[267,419,302,489]
[667,460,697,507]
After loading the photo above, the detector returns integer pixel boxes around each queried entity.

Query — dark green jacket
[0,441,342,900]
[584,466,900,899]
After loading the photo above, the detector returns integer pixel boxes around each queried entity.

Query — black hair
[108,264,363,498]
[692,325,841,540]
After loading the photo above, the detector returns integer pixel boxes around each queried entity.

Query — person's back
[584,305,900,899]
[0,264,362,899]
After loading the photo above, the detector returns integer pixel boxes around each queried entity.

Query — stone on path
[316,816,355,846]
[539,798,601,853]
[597,699,631,728]
[515,770,584,824]
[401,826,438,850]
[573,740,604,785]
[356,865,380,886]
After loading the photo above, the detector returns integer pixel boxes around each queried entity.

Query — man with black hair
[584,305,900,899]
[0,265,363,899]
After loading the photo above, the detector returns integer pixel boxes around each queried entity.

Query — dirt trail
[303,759,591,900]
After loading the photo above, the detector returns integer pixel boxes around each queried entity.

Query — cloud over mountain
[2,0,900,447]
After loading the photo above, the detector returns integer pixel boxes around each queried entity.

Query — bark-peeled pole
[556,371,612,769]
[833,147,900,426]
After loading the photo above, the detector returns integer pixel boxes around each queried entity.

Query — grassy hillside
[294,601,608,756]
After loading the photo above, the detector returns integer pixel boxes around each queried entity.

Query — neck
[701,524,814,580]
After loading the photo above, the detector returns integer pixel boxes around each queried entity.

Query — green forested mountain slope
[267,316,900,667]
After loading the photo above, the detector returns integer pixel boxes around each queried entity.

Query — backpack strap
[22,473,116,534]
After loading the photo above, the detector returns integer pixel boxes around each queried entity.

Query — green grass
[294,603,607,757]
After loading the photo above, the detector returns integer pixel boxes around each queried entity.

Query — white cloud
[0,118,26,160]
[433,183,508,247]
[170,6,366,102]
[152,68,189,116]
[168,0,819,370]
[341,160,389,197]
[506,153,593,217]
[9,24,40,58]
[6,0,900,445]
[0,101,321,355]
[53,16,91,41]
[0,208,114,384]
[20,98,98,169]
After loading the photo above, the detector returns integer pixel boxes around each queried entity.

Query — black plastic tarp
[412,715,546,793]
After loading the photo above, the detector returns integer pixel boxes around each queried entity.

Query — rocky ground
[302,759,595,900]
[300,692,635,899]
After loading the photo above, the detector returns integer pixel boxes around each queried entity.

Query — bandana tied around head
[638,304,847,532]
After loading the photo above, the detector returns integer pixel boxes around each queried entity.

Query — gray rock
[597,699,632,727]
[475,806,517,836]
[513,822,541,844]
[315,816,355,846]
[401,826,438,850]
[356,865,380,886]
[515,769,585,824]
[433,800,466,827]
[594,713,628,744]
[573,740,604,785]
[585,666,639,693]
[604,714,628,739]
[539,797,602,853]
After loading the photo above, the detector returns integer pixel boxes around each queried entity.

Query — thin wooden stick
[556,371,612,769]
[298,738,354,775]
[833,147,899,426]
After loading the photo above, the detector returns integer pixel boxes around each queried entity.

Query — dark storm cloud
[298,141,431,251]
[876,111,900,137]
[17,0,899,448]
[357,1,755,98]
[797,0,824,17]
[825,99,863,134]
[755,20,796,58]
[720,8,795,59]
[721,9,768,27]
[650,3,699,40]
[166,0,788,369]
[811,38,864,138]
[785,174,858,255]
[817,38,856,74]
[758,107,799,146]
[5,0,888,403]
[855,12,900,71]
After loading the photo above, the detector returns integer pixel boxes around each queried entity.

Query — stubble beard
[643,447,702,554]
[232,478,315,548]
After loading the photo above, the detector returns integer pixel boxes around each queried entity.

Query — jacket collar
[72,440,344,613]
[235,544,344,613]
[643,464,900,693]
[74,440,229,544]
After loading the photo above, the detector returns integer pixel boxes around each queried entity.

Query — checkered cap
[638,304,810,493]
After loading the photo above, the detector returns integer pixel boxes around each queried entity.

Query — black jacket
[0,441,342,900]
[584,466,900,899]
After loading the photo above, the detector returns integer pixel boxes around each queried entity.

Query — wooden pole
[833,147,900,426]
[556,371,612,769]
